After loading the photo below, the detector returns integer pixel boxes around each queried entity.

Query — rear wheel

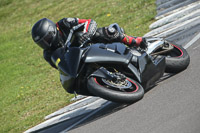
[164,43,190,73]
[87,72,144,103]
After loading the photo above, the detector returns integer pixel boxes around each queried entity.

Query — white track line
[184,32,200,49]
[61,101,112,133]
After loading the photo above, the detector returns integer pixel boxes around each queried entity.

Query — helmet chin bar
[50,29,64,50]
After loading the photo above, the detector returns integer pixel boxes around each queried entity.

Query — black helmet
[32,18,62,50]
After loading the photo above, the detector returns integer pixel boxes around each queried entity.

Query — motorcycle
[51,23,190,103]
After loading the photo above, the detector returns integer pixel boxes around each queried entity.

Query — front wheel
[87,75,144,103]
[164,43,190,73]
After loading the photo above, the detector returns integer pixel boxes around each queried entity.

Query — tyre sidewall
[165,43,190,73]
[87,77,144,103]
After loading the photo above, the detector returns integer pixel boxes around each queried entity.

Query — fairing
[51,42,165,93]
[51,47,87,93]
[51,47,86,77]
[138,53,165,89]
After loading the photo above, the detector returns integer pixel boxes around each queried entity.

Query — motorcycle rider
[31,18,147,69]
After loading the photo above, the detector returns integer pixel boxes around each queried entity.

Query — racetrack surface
[68,39,200,133]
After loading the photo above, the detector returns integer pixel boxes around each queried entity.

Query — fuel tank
[84,43,133,65]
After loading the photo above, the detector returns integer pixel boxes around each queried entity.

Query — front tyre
[87,76,144,103]
[165,43,190,73]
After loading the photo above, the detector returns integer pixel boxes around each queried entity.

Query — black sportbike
[51,23,190,103]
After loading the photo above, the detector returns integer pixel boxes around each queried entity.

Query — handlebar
[64,23,85,50]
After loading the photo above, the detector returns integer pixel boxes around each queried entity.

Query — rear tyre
[87,76,144,103]
[165,43,190,73]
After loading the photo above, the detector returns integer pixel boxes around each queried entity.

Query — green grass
[0,0,156,132]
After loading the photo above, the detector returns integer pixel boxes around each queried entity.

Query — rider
[31,18,147,69]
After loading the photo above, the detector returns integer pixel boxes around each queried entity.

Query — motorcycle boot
[121,35,146,48]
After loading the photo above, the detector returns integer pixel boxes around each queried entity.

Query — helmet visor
[36,26,56,50]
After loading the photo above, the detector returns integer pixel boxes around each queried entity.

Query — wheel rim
[102,78,132,89]
[94,77,139,93]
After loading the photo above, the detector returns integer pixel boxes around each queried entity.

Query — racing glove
[79,32,92,45]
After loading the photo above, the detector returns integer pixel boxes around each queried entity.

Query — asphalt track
[67,39,200,133]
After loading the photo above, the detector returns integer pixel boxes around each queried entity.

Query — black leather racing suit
[43,18,144,69]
